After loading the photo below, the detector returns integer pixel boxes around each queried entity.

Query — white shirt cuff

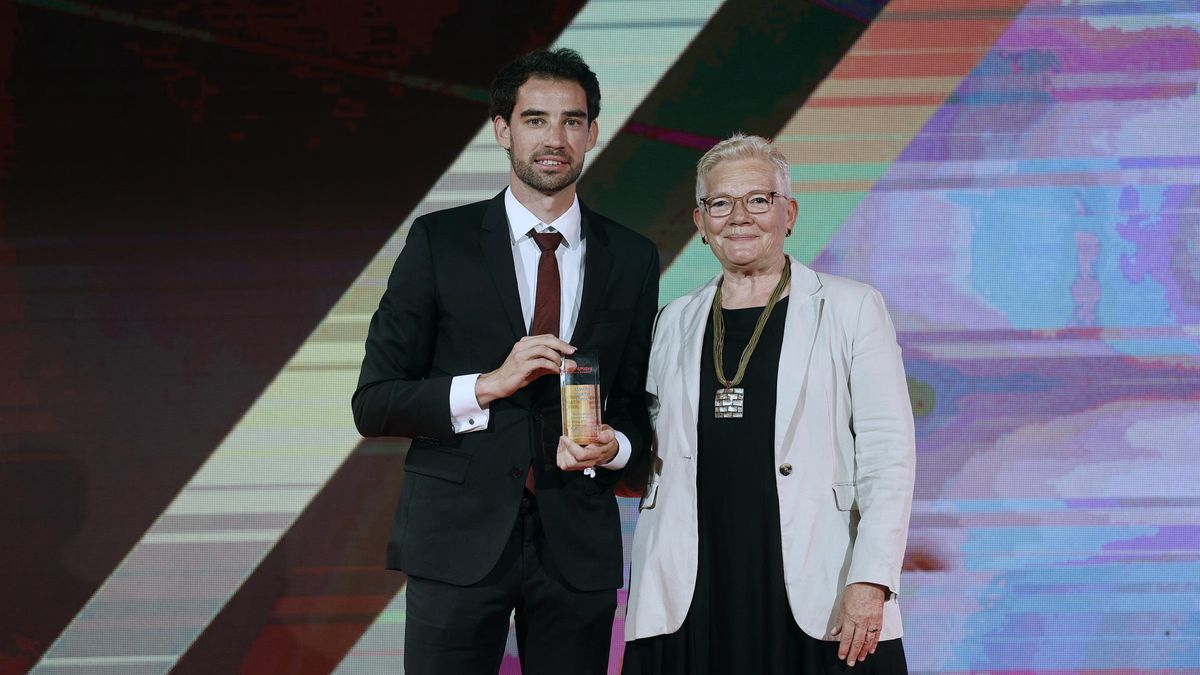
[449,374,489,433]
[599,430,632,470]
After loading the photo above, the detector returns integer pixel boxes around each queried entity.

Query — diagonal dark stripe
[172,438,409,675]
[578,0,889,269]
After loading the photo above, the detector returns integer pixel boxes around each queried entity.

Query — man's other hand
[557,425,618,471]
[475,335,574,407]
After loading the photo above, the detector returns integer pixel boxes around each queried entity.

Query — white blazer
[625,258,916,642]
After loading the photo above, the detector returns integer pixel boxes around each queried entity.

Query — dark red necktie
[527,230,563,494]
[529,231,564,337]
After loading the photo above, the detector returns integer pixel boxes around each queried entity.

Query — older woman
[623,134,915,674]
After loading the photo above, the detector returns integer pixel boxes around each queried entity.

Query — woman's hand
[830,582,887,666]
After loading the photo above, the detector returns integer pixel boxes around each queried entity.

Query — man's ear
[493,115,512,150]
[586,119,598,152]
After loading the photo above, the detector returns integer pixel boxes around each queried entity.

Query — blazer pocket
[832,482,857,511]
[639,482,659,511]
[405,443,471,484]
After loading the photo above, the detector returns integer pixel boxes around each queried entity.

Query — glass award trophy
[560,351,601,445]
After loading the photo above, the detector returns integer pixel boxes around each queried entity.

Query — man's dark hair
[489,48,601,123]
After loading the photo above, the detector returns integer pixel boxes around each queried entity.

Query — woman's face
[693,157,797,273]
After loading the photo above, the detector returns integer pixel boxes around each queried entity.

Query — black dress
[622,297,907,674]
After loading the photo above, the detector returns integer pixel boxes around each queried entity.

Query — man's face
[493,76,598,195]
[693,157,798,270]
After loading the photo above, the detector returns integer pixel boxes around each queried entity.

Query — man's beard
[510,152,583,194]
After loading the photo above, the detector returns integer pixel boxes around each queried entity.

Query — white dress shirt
[446,187,631,470]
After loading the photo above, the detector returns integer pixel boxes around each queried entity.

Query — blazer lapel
[678,277,719,459]
[775,258,824,462]
[571,204,613,346]
[479,191,526,342]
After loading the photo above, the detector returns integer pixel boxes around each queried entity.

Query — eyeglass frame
[697,190,786,217]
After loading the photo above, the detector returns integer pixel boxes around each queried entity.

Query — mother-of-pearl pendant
[714,387,744,418]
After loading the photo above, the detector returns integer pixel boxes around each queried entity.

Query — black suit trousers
[404,495,617,675]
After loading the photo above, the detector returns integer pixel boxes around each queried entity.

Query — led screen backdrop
[2,0,1198,673]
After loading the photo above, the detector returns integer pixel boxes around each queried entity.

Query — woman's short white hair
[695,133,791,204]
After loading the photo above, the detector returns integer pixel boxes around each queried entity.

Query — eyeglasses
[698,191,783,217]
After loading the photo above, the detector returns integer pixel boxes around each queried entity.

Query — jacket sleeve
[351,218,457,443]
[845,287,916,596]
[616,301,666,498]
[597,244,660,489]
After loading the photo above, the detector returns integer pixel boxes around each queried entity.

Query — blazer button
[779,463,793,476]
[509,467,523,479]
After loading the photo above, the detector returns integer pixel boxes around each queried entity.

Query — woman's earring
[786,229,792,237]
[702,236,709,245]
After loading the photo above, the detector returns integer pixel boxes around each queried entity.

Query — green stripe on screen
[792,163,892,182]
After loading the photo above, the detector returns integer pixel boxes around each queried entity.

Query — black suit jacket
[353,190,659,591]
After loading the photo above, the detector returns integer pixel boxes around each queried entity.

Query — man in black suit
[352,48,659,675]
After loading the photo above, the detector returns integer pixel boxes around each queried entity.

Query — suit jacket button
[779,463,793,476]
[509,467,523,479]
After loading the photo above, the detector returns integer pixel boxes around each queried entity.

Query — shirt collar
[504,187,582,248]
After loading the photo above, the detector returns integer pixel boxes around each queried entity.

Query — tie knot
[531,230,564,253]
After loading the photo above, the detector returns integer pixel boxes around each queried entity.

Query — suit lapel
[571,204,613,346]
[775,258,824,462]
[678,277,719,459]
[479,191,526,342]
